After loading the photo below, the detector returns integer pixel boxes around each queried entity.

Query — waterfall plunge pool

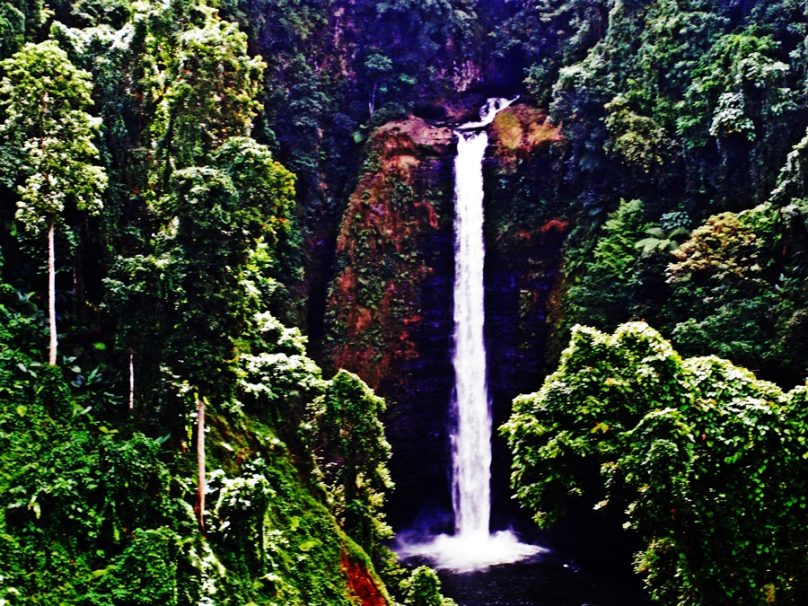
[432,551,648,606]
[396,529,545,573]
[396,532,649,606]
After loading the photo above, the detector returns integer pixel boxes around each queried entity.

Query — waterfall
[397,98,544,571]
[451,106,498,538]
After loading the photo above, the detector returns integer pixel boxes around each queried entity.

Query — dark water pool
[404,549,650,606]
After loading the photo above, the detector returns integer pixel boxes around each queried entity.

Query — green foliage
[0,5,396,605]
[772,127,808,203]
[677,30,793,146]
[564,199,651,329]
[0,3,25,57]
[212,137,296,253]
[604,95,667,173]
[0,40,107,234]
[160,8,263,168]
[89,0,300,419]
[152,165,246,401]
[401,566,456,606]
[202,410,391,606]
[540,0,806,222]
[503,322,808,605]
[0,253,45,372]
[668,209,769,283]
[666,202,808,383]
[128,1,265,191]
[496,0,607,106]
[95,528,182,605]
[0,0,49,45]
[312,370,393,558]
[0,286,393,605]
[239,312,326,443]
[0,345,189,604]
[57,0,134,29]
[3,2,807,606]
[634,226,689,255]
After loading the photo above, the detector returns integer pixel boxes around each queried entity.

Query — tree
[502,322,808,605]
[771,127,808,204]
[0,40,107,366]
[604,94,668,173]
[677,30,794,149]
[564,199,650,329]
[312,370,393,558]
[212,137,296,258]
[140,3,264,193]
[665,203,808,384]
[145,136,295,529]
[676,29,797,202]
[152,166,249,530]
[240,312,325,422]
[401,566,456,606]
[0,3,25,58]
[362,51,393,116]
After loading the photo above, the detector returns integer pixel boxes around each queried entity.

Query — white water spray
[398,98,544,572]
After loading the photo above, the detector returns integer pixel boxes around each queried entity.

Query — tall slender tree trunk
[368,80,377,116]
[48,222,57,366]
[128,349,135,410]
[196,397,206,532]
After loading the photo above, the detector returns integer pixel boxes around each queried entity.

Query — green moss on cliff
[324,117,453,391]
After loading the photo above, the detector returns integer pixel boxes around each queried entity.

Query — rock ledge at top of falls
[368,102,565,162]
[372,115,455,160]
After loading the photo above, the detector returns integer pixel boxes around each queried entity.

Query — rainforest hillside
[0,1,807,605]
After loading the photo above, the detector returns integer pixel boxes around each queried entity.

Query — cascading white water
[397,98,544,571]
[451,114,495,538]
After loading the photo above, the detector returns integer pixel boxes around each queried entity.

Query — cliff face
[324,103,567,530]
[229,0,535,336]
[485,105,566,400]
[324,116,457,528]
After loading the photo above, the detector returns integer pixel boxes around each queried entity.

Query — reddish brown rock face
[490,104,564,173]
[326,116,453,392]
[324,114,457,529]
[341,553,389,606]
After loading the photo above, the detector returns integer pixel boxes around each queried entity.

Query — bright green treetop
[140,3,265,184]
[0,40,107,233]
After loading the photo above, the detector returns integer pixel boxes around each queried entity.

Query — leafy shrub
[401,566,456,606]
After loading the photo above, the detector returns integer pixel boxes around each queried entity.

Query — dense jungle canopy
[0,1,806,605]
